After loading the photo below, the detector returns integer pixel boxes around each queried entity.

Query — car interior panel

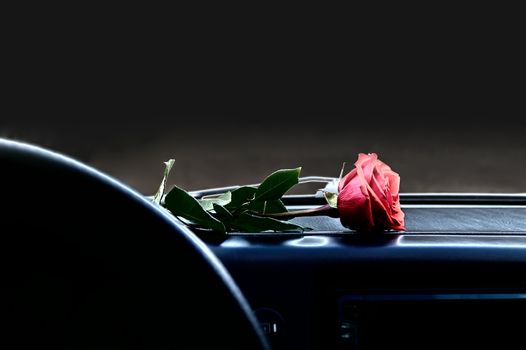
[1,139,525,349]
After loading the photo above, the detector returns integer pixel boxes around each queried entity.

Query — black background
[2,7,524,194]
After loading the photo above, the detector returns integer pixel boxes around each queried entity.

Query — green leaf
[153,159,175,205]
[198,191,232,211]
[231,213,306,233]
[213,203,234,220]
[164,185,226,233]
[212,204,234,230]
[254,167,301,201]
[225,186,257,211]
[323,191,338,208]
[248,199,288,215]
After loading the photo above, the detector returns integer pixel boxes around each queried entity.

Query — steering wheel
[0,139,269,349]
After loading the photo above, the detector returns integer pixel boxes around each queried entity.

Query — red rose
[337,153,405,231]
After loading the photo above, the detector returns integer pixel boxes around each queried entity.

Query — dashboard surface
[199,204,526,349]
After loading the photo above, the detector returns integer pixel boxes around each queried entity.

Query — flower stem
[261,204,339,219]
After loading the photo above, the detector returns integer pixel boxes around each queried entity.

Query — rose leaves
[156,161,307,233]
[154,154,405,235]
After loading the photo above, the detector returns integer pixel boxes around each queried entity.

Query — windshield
[3,113,524,195]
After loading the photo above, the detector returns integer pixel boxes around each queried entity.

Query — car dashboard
[195,194,526,350]
[2,140,525,349]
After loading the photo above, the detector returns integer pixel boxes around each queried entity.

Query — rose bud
[337,153,405,231]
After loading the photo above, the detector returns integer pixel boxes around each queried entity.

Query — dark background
[2,8,524,194]
[2,114,525,194]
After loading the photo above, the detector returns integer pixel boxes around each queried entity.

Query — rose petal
[354,154,376,197]
[337,153,405,232]
[389,206,405,230]
[370,166,388,203]
[338,168,357,192]
[367,191,396,230]
[338,182,374,231]
[375,159,392,174]
[386,170,400,196]
[355,153,376,183]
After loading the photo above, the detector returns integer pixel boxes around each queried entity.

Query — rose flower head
[337,153,405,232]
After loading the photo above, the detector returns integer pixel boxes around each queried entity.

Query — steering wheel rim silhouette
[0,139,269,349]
